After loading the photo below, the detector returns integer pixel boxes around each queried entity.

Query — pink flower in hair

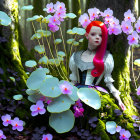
[127,31,139,45]
[46,3,55,13]
[79,13,90,28]
[102,8,113,18]
[88,8,100,20]
[135,20,140,33]
[121,21,133,34]
[124,9,136,22]
[108,25,122,35]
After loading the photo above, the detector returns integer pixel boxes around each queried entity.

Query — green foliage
[106,121,116,134]
[0,11,11,26]
[21,5,33,11]
[134,59,140,66]
[25,60,37,67]
[13,94,23,100]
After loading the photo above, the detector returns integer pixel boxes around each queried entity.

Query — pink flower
[121,21,133,34]
[49,16,60,25]
[54,1,66,12]
[59,81,72,95]
[116,125,121,132]
[88,8,100,20]
[55,10,66,20]
[48,23,59,32]
[1,114,11,126]
[74,107,84,118]
[30,100,46,116]
[137,86,140,95]
[0,130,6,140]
[109,17,119,26]
[127,31,139,45]
[74,99,83,108]
[108,25,122,35]
[79,13,90,28]
[119,129,131,140]
[46,3,55,13]
[11,117,24,132]
[135,20,140,33]
[104,16,114,24]
[102,8,113,18]
[42,134,53,140]
[39,96,52,104]
[124,9,136,22]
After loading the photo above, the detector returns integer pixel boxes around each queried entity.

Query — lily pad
[54,39,62,45]
[79,38,84,43]
[67,39,75,44]
[57,51,65,57]
[39,77,62,98]
[0,11,11,26]
[26,15,43,22]
[38,56,48,65]
[34,45,45,54]
[31,33,42,40]
[26,68,46,90]
[72,27,86,35]
[48,59,60,65]
[21,5,33,11]
[67,29,73,34]
[47,95,74,113]
[49,110,75,133]
[25,60,37,67]
[106,121,116,134]
[37,30,51,37]
[77,88,101,110]
[134,59,140,67]
[73,41,79,46]
[66,13,77,19]
[13,94,23,100]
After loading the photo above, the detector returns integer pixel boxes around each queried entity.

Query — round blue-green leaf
[38,56,48,64]
[49,110,75,133]
[134,59,140,67]
[26,89,39,95]
[0,11,11,26]
[48,59,60,65]
[77,88,101,109]
[42,15,52,23]
[26,72,30,75]
[68,86,79,101]
[46,75,53,79]
[66,13,77,19]
[21,5,33,11]
[73,41,79,46]
[26,69,46,90]
[67,39,75,44]
[25,60,37,67]
[67,29,73,34]
[35,68,49,74]
[28,93,42,103]
[54,39,62,45]
[72,27,78,34]
[31,33,42,40]
[76,28,86,35]
[106,121,116,134]
[13,94,23,100]
[79,38,84,43]
[47,95,74,113]
[34,45,45,54]
[39,77,61,98]
[57,51,65,57]
[27,15,43,22]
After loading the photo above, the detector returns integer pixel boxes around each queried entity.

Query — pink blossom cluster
[116,125,131,140]
[46,1,66,32]
[73,99,84,118]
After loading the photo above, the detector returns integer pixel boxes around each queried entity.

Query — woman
[69,21,126,111]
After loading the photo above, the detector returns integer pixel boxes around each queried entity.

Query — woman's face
[87,26,102,50]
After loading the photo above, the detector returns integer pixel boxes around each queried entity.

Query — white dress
[69,50,120,95]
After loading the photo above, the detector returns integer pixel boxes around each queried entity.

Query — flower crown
[79,8,140,46]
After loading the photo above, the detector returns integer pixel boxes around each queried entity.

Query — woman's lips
[95,41,99,43]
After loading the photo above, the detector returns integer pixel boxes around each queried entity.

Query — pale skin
[82,26,126,111]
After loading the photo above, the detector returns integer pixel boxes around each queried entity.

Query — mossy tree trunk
[0,0,32,89]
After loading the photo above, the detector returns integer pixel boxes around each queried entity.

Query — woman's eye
[91,33,95,36]
[99,35,102,37]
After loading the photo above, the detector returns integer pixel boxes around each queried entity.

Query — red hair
[86,21,108,77]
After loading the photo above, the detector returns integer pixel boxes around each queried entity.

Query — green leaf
[26,89,39,95]
[37,30,51,37]
[106,121,116,134]
[73,41,79,46]
[13,94,23,100]
[76,28,86,35]
[134,59,140,67]
[66,13,77,19]
[26,68,46,90]
[28,93,42,103]
[0,11,11,26]
[34,45,45,54]
[26,15,43,22]
[48,59,60,65]
[35,68,49,74]
[38,56,48,65]
[47,95,74,113]
[77,88,101,110]
[25,60,37,67]
[79,38,84,43]
[43,8,47,11]
[21,5,33,11]
[31,33,42,40]
[67,29,73,34]
[49,110,75,133]
[42,15,52,23]
[39,77,62,98]
[57,51,65,57]
[54,39,62,45]
[67,39,75,44]
[9,77,15,82]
